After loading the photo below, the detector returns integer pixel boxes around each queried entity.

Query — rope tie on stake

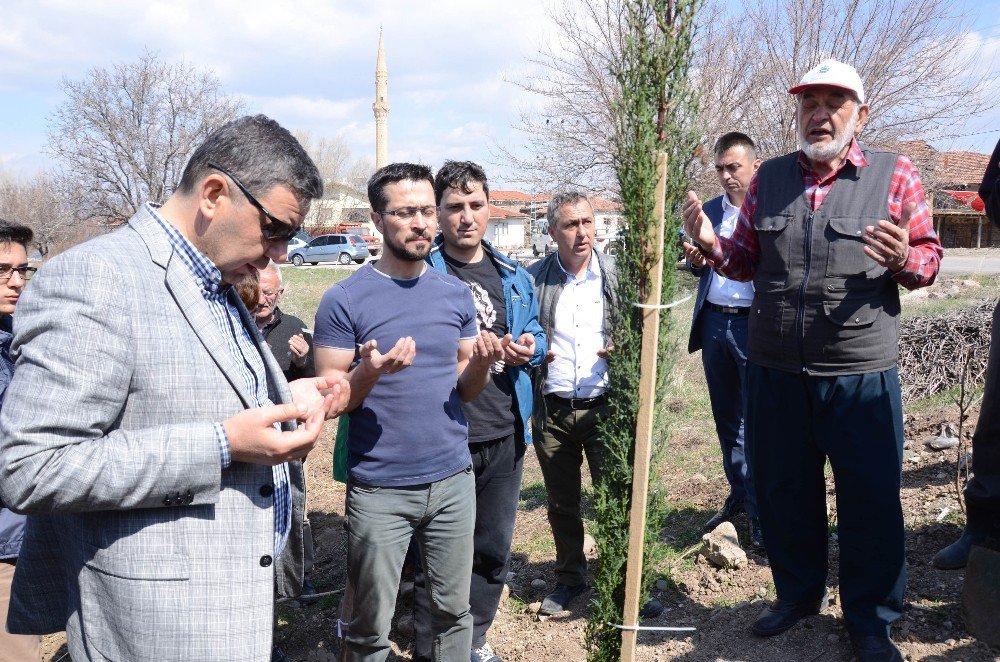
[632,295,692,309]
[608,622,697,632]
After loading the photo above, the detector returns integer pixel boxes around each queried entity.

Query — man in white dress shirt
[683,132,763,546]
[527,192,617,616]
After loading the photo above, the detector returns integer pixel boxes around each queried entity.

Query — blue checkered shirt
[148,203,291,555]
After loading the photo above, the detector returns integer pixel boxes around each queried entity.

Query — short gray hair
[262,260,283,286]
[546,191,593,227]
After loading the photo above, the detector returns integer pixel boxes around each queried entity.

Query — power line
[923,126,1000,142]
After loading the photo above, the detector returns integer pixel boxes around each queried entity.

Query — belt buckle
[570,397,583,409]
[722,306,738,314]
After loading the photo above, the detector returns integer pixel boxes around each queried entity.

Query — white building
[486,204,528,250]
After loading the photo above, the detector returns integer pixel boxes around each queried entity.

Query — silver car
[288,234,370,266]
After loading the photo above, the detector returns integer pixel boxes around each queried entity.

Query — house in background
[303,183,373,232]
[486,204,528,250]
[887,141,993,248]
[933,150,994,248]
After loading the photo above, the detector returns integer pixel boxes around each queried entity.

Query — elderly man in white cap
[683,60,942,661]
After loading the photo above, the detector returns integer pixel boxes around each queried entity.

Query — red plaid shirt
[708,139,942,290]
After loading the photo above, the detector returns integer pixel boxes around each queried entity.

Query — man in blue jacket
[684,132,762,546]
[416,160,546,662]
[0,218,40,662]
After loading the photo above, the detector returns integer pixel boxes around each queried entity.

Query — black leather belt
[705,302,750,316]
[546,393,608,410]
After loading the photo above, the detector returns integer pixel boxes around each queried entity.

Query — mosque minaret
[373,30,390,170]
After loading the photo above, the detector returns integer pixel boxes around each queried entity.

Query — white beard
[799,106,859,162]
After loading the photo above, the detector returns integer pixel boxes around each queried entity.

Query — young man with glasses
[408,160,545,662]
[0,115,349,662]
[0,219,41,662]
[314,162,506,662]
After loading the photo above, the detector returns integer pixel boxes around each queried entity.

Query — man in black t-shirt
[418,161,547,662]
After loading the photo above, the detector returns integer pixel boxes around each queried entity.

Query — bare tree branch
[46,53,244,226]
[505,0,998,197]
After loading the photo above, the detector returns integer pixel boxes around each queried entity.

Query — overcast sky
[1,0,998,189]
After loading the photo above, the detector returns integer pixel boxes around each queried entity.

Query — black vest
[748,148,900,375]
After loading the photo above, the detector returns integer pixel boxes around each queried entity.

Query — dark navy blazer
[687,195,726,354]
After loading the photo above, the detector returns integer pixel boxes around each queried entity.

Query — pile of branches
[898,300,995,404]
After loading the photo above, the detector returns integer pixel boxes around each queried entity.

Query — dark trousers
[965,301,1000,532]
[533,396,608,587]
[746,363,906,636]
[414,433,525,655]
[699,308,757,516]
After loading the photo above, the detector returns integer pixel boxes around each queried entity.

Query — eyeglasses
[378,205,438,220]
[207,163,300,242]
[0,264,36,282]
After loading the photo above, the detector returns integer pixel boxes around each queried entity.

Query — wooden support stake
[620,151,668,661]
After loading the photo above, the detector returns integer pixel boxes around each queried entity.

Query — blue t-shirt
[314,263,478,487]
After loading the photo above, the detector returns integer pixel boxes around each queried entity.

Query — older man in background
[255,261,314,382]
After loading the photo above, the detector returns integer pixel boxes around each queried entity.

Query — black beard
[384,234,431,262]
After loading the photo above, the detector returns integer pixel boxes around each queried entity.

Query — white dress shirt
[705,194,755,307]
[544,252,608,398]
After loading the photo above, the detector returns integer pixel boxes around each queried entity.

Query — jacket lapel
[231,290,293,409]
[129,207,257,409]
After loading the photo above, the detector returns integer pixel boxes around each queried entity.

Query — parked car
[286,231,311,254]
[288,234,370,266]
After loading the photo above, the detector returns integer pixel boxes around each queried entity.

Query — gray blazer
[0,206,303,662]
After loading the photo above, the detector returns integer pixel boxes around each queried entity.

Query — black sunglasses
[207,163,300,242]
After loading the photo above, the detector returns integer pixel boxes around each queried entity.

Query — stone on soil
[699,521,747,569]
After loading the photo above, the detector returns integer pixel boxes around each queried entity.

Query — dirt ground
[39,403,999,662]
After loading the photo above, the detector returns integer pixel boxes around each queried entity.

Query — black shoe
[751,593,828,636]
[703,497,744,532]
[298,578,319,605]
[539,583,587,615]
[932,528,987,570]
[849,634,903,662]
[271,645,290,662]
[749,517,764,549]
[639,597,664,619]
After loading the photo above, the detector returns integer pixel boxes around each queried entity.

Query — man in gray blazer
[0,115,348,662]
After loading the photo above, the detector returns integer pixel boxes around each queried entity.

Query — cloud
[0,0,558,183]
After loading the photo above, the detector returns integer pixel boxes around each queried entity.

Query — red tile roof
[489,204,528,219]
[939,151,991,187]
[589,196,623,213]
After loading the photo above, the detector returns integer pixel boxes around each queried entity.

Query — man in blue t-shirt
[314,163,507,662]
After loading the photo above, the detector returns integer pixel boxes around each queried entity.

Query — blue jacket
[428,238,547,444]
[0,314,24,559]
[687,195,726,354]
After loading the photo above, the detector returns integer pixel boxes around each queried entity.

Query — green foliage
[584,1,702,660]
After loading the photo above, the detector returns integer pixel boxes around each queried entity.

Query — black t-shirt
[443,251,516,442]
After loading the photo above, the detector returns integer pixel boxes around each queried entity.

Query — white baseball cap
[788,59,865,104]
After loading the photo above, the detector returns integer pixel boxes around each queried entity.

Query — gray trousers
[341,467,475,662]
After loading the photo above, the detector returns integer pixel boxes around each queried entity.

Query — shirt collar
[261,306,283,334]
[721,194,740,213]
[146,202,227,296]
[797,137,869,180]
[555,250,601,281]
